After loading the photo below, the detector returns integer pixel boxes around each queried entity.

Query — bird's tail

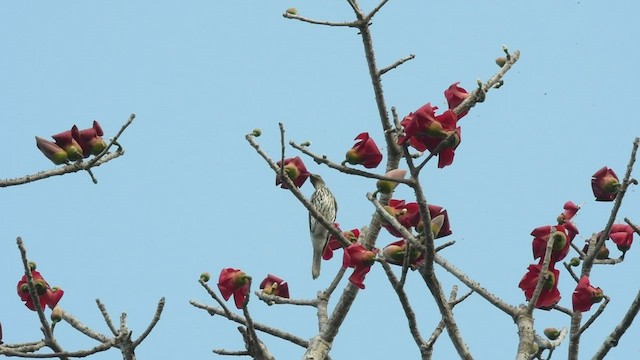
[311,239,323,279]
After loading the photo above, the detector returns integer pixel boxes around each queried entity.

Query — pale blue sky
[1,1,639,359]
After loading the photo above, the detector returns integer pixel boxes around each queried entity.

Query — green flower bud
[544,327,560,340]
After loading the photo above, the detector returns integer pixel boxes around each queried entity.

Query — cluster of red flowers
[16,269,64,311]
[518,165,636,313]
[380,199,452,239]
[217,225,378,300]
[217,269,290,309]
[589,166,634,252]
[518,200,611,312]
[377,199,452,268]
[519,201,582,309]
[36,121,107,165]
[275,132,383,189]
[398,83,469,168]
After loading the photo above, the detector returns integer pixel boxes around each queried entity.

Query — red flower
[73,121,107,158]
[425,204,452,239]
[275,156,310,189]
[380,200,452,239]
[51,129,84,161]
[35,136,68,165]
[591,167,621,201]
[380,200,419,237]
[531,225,576,263]
[16,271,64,311]
[323,227,359,260]
[518,262,561,309]
[572,276,603,312]
[382,239,424,267]
[398,104,461,168]
[259,274,289,298]
[557,201,581,239]
[342,243,377,289]
[559,201,580,222]
[217,268,250,309]
[609,224,634,252]
[345,132,383,169]
[444,82,469,118]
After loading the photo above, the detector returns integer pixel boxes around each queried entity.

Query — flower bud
[251,128,262,137]
[52,129,83,161]
[286,7,297,15]
[51,306,63,323]
[544,327,560,340]
[495,57,507,67]
[376,169,406,194]
[36,136,68,165]
[88,137,107,156]
[569,257,581,267]
[200,272,211,282]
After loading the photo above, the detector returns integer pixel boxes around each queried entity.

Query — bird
[309,173,337,279]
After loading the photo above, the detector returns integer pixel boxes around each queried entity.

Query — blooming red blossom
[444,82,470,118]
[425,204,452,239]
[345,132,383,169]
[275,156,310,189]
[73,121,107,158]
[17,271,64,311]
[397,103,461,168]
[342,243,377,289]
[380,199,420,237]
[518,262,561,309]
[609,224,634,252]
[217,268,250,309]
[591,167,621,201]
[572,276,603,312]
[323,227,359,260]
[557,201,581,237]
[531,225,576,263]
[380,200,452,239]
[382,239,424,267]
[259,274,290,298]
[558,201,580,222]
